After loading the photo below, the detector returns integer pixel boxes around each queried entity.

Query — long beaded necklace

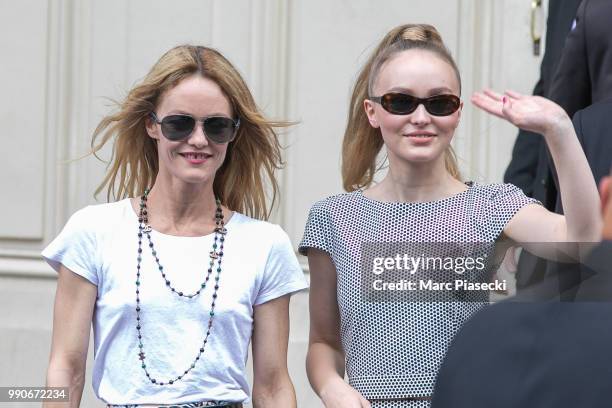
[135,188,227,385]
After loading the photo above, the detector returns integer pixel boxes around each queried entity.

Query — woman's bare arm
[44,265,97,408]
[307,249,370,408]
[251,295,297,408]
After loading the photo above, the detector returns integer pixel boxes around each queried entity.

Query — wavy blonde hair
[91,45,286,220]
[342,24,462,192]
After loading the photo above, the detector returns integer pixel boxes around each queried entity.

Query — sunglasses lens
[425,95,460,116]
[160,115,195,141]
[375,93,460,116]
[382,93,418,114]
[203,117,237,144]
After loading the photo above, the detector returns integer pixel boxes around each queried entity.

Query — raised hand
[471,89,571,137]
[472,88,602,244]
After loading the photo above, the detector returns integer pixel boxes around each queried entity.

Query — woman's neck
[364,156,466,203]
[134,176,229,237]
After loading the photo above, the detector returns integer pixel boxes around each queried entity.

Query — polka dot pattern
[299,182,539,406]
[372,399,430,408]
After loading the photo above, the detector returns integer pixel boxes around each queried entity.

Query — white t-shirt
[42,198,308,405]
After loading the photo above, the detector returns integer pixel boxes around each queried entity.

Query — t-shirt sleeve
[298,199,333,257]
[41,207,100,286]
[490,183,542,238]
[254,225,309,306]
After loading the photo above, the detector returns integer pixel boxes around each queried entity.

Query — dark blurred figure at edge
[547,0,612,298]
[504,0,582,204]
[506,0,612,298]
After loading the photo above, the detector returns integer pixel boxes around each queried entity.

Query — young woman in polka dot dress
[299,24,601,408]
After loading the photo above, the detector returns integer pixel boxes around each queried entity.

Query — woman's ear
[363,99,379,128]
[454,100,464,128]
[145,114,160,140]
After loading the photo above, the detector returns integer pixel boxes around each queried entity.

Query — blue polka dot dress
[299,182,539,407]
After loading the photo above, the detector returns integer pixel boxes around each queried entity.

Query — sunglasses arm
[150,112,162,124]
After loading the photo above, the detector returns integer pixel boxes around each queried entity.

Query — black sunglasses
[369,93,461,116]
[150,112,240,144]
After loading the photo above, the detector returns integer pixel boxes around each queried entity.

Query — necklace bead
[135,189,226,385]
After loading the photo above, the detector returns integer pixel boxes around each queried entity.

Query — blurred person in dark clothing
[505,0,582,203]
[548,0,612,298]
[504,0,582,290]
[549,0,612,119]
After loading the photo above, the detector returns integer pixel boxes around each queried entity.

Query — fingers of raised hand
[502,98,549,131]
[483,88,504,101]
[500,97,521,125]
[471,92,504,118]
[504,89,524,100]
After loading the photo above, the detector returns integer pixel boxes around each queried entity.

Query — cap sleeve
[298,199,333,257]
[254,225,308,306]
[41,206,100,285]
[489,183,541,238]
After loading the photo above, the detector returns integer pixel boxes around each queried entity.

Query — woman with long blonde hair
[300,24,600,407]
[43,45,307,408]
